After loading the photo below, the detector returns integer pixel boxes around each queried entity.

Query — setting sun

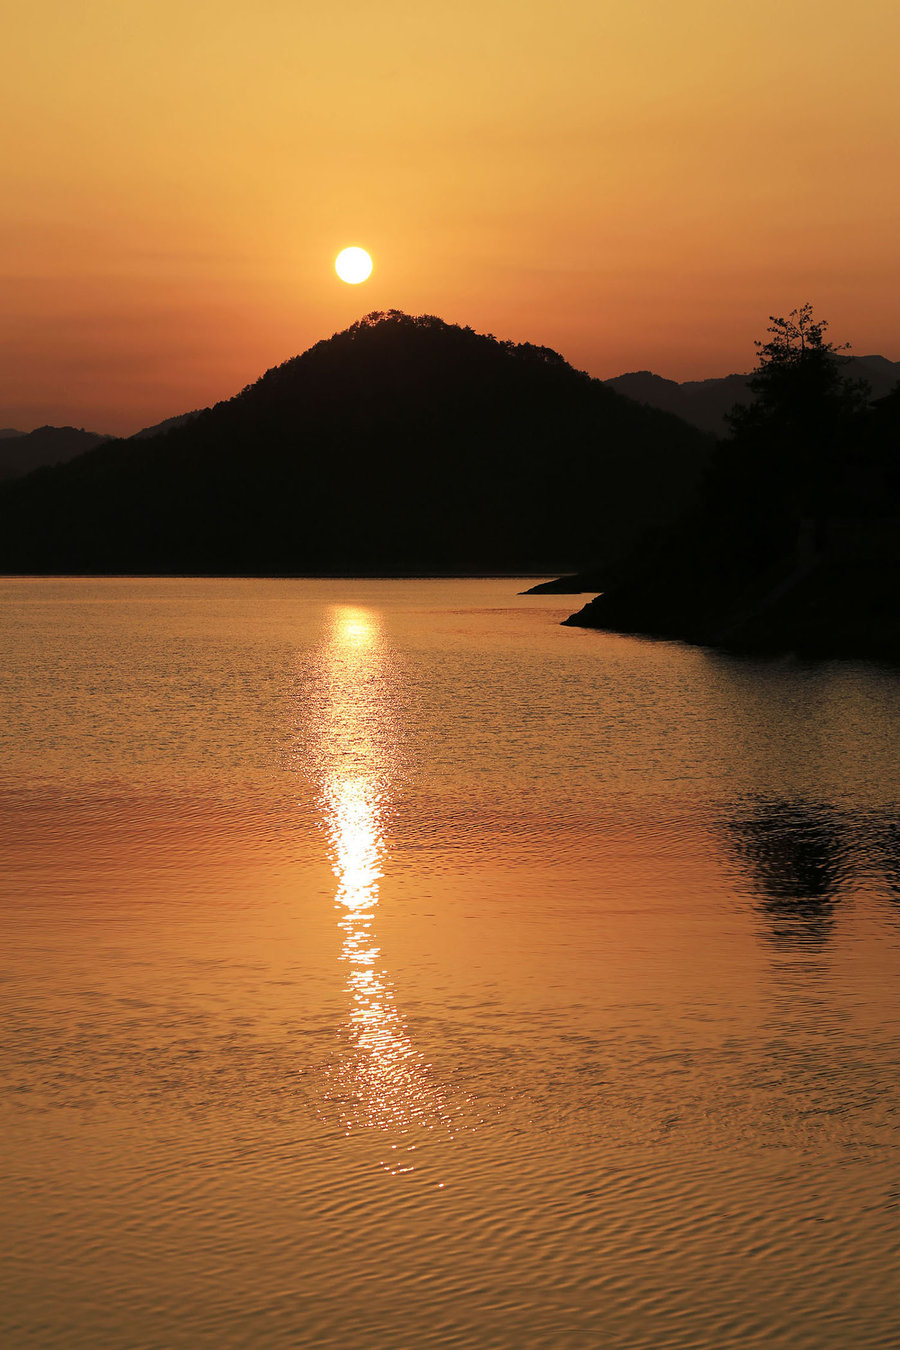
[335,247,373,285]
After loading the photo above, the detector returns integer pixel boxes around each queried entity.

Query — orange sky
[2,0,898,434]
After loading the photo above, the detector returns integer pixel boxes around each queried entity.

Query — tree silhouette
[564,304,900,658]
[725,305,869,517]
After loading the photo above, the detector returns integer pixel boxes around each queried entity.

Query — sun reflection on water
[315,607,450,1137]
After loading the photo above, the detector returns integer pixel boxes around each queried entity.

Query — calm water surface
[2,578,899,1350]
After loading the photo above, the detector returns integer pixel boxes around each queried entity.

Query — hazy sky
[3,0,898,433]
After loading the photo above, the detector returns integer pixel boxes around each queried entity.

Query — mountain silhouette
[0,311,711,577]
[0,426,113,482]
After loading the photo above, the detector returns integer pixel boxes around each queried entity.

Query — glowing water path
[314,607,449,1134]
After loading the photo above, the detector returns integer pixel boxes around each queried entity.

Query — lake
[2,577,899,1349]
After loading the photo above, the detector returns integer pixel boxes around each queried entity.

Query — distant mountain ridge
[3,353,895,481]
[0,310,711,576]
[605,355,900,433]
[0,412,210,482]
[0,426,113,482]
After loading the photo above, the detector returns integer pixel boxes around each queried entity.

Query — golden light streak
[313,606,450,1136]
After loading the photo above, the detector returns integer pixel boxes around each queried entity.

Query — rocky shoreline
[554,519,900,665]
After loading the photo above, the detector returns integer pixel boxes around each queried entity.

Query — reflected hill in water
[722,797,900,950]
[0,311,710,577]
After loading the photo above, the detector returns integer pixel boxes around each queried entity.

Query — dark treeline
[564,307,900,661]
[0,311,710,577]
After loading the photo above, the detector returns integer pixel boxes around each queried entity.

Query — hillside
[0,311,711,577]
[131,410,204,440]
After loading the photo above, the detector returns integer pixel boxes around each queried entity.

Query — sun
[335,247,373,285]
